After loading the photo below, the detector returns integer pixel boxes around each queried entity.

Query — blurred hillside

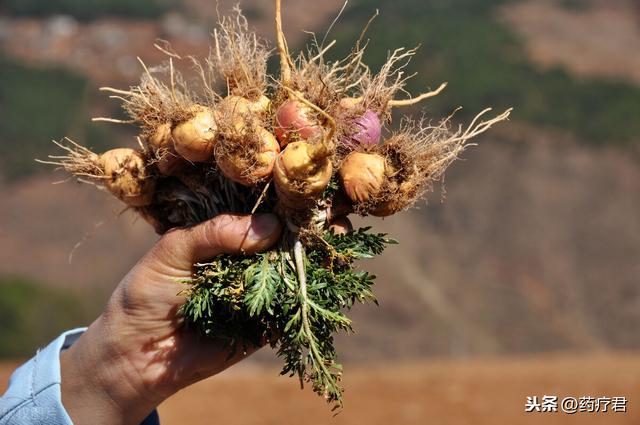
[0,0,639,360]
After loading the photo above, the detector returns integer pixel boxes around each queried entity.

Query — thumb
[153,213,282,270]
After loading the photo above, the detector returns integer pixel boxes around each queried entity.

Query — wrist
[60,315,161,425]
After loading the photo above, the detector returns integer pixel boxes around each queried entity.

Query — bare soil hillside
[500,0,640,84]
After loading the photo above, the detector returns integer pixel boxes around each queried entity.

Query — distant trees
[0,276,90,358]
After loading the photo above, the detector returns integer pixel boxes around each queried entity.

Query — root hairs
[208,5,271,101]
[356,108,512,215]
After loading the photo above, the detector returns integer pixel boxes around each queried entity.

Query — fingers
[329,216,353,235]
[154,213,282,269]
[187,213,282,262]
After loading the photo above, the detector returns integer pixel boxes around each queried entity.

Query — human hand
[60,213,282,425]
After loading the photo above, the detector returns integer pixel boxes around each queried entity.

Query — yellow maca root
[339,152,387,203]
[273,140,333,209]
[100,148,156,207]
[146,122,185,176]
[214,91,278,186]
[219,95,271,117]
[271,85,338,211]
[215,95,271,138]
[216,126,280,186]
[172,105,218,162]
[147,122,172,150]
[369,180,416,217]
[40,140,156,208]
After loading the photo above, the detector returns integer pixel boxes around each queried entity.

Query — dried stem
[154,40,182,59]
[388,81,448,107]
[169,57,177,104]
[99,87,138,97]
[343,9,378,82]
[308,40,337,64]
[320,0,348,48]
[251,180,272,214]
[276,0,292,87]
[449,108,513,143]
[91,117,135,124]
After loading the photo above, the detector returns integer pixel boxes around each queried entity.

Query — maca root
[215,114,280,186]
[39,139,156,207]
[353,108,513,216]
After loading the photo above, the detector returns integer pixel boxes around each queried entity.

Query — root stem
[91,117,135,124]
[293,239,337,391]
[276,0,292,87]
[388,82,447,107]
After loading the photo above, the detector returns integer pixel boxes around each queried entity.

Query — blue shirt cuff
[0,329,160,425]
[0,328,86,424]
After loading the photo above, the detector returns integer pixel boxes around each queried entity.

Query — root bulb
[42,141,155,207]
[274,99,323,146]
[172,105,218,162]
[100,148,156,207]
[274,140,333,210]
[219,95,271,118]
[216,126,280,186]
[339,152,387,203]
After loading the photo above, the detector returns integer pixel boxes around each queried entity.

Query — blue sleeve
[0,329,160,425]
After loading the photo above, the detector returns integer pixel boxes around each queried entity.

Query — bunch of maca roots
[42,1,511,408]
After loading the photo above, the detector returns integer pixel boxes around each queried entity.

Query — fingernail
[247,214,281,241]
[329,216,353,235]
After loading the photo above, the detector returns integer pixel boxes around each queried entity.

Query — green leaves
[243,254,279,316]
[326,226,397,259]
[179,227,395,408]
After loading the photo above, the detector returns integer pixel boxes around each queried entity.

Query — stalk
[275,0,292,87]
[292,237,339,398]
